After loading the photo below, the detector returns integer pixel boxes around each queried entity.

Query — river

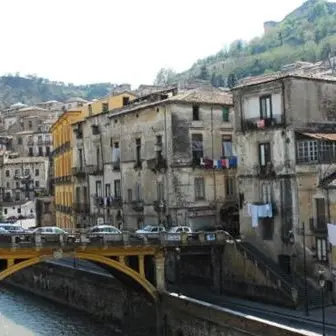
[0,285,119,336]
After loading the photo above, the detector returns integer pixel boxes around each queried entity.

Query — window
[225,177,235,196]
[155,135,163,158]
[15,192,20,201]
[112,142,120,168]
[192,105,200,121]
[35,181,40,188]
[17,137,22,145]
[88,104,92,116]
[122,96,130,106]
[14,169,20,176]
[78,148,83,167]
[4,209,7,215]
[157,181,164,200]
[83,186,88,204]
[222,107,230,122]
[29,147,33,156]
[261,218,274,240]
[316,238,328,262]
[315,198,326,229]
[37,135,42,144]
[114,180,121,198]
[222,135,233,157]
[5,170,10,177]
[28,120,33,129]
[102,102,109,113]
[96,146,101,169]
[105,184,111,197]
[27,136,33,145]
[135,138,141,163]
[24,169,30,176]
[194,177,205,200]
[46,147,50,156]
[135,183,141,201]
[261,182,272,203]
[297,140,318,163]
[17,208,21,214]
[191,134,203,164]
[259,95,272,119]
[6,182,10,188]
[35,169,39,176]
[127,189,133,202]
[16,182,20,188]
[258,143,271,167]
[38,147,43,156]
[95,181,102,197]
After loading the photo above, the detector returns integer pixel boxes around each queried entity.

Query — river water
[0,285,119,336]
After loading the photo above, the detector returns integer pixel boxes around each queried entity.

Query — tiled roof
[18,106,48,112]
[300,132,336,141]
[233,73,336,89]
[168,88,232,105]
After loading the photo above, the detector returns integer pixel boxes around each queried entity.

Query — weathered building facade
[232,74,336,278]
[0,153,49,219]
[72,87,238,232]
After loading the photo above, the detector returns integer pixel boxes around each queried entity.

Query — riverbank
[4,261,156,335]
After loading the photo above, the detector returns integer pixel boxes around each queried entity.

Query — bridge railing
[0,230,232,248]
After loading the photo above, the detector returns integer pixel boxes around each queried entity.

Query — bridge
[0,230,228,301]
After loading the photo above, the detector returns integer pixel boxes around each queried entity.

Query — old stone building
[0,152,50,219]
[232,74,336,279]
[72,87,238,232]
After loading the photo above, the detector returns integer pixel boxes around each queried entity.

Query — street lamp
[318,269,326,336]
[175,247,181,296]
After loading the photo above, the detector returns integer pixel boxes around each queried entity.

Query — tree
[198,65,209,80]
[227,73,237,88]
[154,68,176,86]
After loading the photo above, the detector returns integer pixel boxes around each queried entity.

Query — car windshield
[142,226,153,232]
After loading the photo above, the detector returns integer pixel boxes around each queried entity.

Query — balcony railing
[242,116,285,131]
[309,217,327,235]
[93,196,122,208]
[73,203,90,213]
[131,200,144,212]
[153,200,166,213]
[257,162,276,178]
[86,165,103,175]
[72,166,86,178]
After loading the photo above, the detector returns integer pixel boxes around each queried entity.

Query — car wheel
[67,237,75,244]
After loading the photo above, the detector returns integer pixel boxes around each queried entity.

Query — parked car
[135,225,166,239]
[28,226,76,244]
[168,226,192,233]
[0,224,25,243]
[85,225,122,243]
[166,226,194,241]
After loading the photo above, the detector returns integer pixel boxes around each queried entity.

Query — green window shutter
[222,107,229,122]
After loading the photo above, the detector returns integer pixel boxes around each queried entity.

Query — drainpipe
[211,105,217,226]
[120,115,125,230]
[164,105,169,227]
[99,121,106,224]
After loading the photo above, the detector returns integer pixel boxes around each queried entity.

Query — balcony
[257,162,276,179]
[309,217,328,235]
[54,176,72,184]
[73,203,90,213]
[242,116,285,131]
[131,200,144,212]
[153,200,166,213]
[72,166,86,178]
[147,157,167,173]
[86,164,103,175]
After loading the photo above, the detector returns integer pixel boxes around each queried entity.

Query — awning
[300,132,336,141]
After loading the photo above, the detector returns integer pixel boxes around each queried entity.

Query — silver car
[29,226,76,244]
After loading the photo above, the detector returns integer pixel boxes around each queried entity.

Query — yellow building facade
[51,92,136,229]
[81,92,136,117]
[51,110,82,228]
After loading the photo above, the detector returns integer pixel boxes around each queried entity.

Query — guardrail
[0,230,231,249]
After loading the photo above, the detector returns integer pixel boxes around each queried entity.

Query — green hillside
[0,74,116,108]
[156,0,336,87]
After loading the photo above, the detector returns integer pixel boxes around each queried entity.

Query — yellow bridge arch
[0,250,160,302]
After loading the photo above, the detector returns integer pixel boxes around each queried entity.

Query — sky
[0,0,306,87]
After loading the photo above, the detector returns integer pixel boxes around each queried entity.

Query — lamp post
[300,222,309,316]
[175,247,181,296]
[318,269,326,336]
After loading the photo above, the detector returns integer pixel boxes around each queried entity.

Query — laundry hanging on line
[247,203,273,228]
[200,157,237,169]
[327,224,336,246]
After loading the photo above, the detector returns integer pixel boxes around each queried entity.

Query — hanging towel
[217,160,223,168]
[221,159,227,168]
[228,157,238,168]
[247,203,259,228]
[327,224,336,246]
[204,159,213,169]
[200,158,205,165]
[258,203,273,218]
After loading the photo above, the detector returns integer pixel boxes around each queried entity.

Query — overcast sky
[0,0,305,87]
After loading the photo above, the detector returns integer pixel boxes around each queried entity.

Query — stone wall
[161,293,314,336]
[5,262,156,335]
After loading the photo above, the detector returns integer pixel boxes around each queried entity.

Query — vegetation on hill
[0,73,116,108]
[155,0,336,87]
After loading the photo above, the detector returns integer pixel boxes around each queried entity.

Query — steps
[236,241,331,308]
